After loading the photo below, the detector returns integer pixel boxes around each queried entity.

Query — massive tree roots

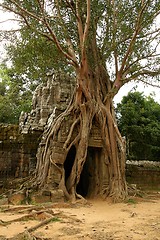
[32,86,128,202]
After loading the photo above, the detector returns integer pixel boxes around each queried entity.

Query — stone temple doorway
[76,147,103,198]
[64,145,76,185]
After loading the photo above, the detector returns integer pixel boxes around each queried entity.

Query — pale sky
[113,82,160,105]
[0,8,160,104]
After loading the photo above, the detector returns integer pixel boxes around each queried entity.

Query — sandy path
[0,196,160,240]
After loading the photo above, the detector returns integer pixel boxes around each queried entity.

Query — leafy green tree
[3,28,69,86]
[0,0,159,201]
[1,10,74,115]
[0,65,32,123]
[116,91,160,161]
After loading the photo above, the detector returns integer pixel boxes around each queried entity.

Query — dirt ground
[0,193,160,240]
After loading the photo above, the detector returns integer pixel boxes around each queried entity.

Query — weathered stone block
[8,191,26,205]
[51,190,64,202]
[0,197,8,205]
[31,194,51,203]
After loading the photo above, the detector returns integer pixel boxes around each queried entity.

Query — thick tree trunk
[31,33,127,200]
[33,44,128,202]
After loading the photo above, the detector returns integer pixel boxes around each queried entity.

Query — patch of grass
[51,217,61,222]
[20,195,37,205]
[126,198,137,205]
[0,194,3,199]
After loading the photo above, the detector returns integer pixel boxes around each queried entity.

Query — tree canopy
[0,0,159,125]
[0,0,159,90]
[2,27,71,86]
[116,91,160,161]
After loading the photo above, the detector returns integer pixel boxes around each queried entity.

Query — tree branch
[137,27,160,40]
[125,69,160,84]
[82,0,91,57]
[139,78,160,88]
[76,0,84,55]
[66,0,78,18]
[1,0,79,68]
[37,0,78,67]
[0,28,22,33]
[54,0,78,65]
[119,2,148,74]
[6,0,43,22]
[111,0,118,76]
[123,52,160,75]
[0,18,21,24]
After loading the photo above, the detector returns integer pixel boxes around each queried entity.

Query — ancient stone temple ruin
[0,124,40,184]
[0,71,160,198]
[18,71,106,198]
[19,71,75,133]
[0,72,74,184]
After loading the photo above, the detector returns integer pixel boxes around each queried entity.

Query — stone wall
[0,124,41,181]
[0,123,160,191]
[0,71,75,188]
[126,163,160,190]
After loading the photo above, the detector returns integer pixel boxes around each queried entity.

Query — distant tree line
[116,91,160,161]
[0,65,32,123]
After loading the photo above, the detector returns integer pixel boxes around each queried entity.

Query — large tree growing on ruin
[1,0,160,201]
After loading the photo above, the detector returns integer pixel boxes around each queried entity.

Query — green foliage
[1,0,159,83]
[116,91,160,161]
[5,28,69,86]
[0,64,32,124]
[126,198,137,205]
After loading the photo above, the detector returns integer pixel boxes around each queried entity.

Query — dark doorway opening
[64,145,76,184]
[76,157,90,197]
[76,147,102,198]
